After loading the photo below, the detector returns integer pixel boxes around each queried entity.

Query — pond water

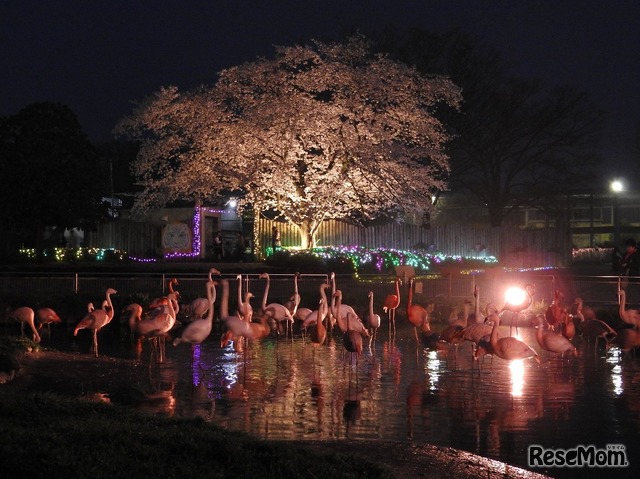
[30,317,640,479]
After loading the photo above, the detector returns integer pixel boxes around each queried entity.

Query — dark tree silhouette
[376,29,603,227]
[0,102,108,260]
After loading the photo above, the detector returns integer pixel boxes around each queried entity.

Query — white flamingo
[618,289,640,329]
[188,268,220,320]
[302,283,331,329]
[366,291,381,349]
[73,288,117,358]
[174,281,217,346]
[237,274,254,322]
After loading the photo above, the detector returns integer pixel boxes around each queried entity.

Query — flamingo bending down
[73,288,117,358]
[8,307,41,343]
[473,334,494,370]
[383,277,401,336]
[333,290,369,336]
[187,268,221,320]
[130,293,177,362]
[618,289,640,329]
[174,281,217,346]
[489,313,539,363]
[367,291,381,349]
[609,328,640,357]
[578,315,617,348]
[535,314,576,360]
[148,277,179,309]
[259,273,294,338]
[302,283,331,329]
[35,307,62,337]
[407,278,429,341]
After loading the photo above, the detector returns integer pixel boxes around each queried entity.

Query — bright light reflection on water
[44,320,640,478]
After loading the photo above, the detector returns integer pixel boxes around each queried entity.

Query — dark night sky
[2,1,639,178]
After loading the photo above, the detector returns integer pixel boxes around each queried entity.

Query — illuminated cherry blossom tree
[116,34,461,248]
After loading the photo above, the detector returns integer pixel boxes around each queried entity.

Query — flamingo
[473,334,494,370]
[302,283,331,330]
[219,279,251,348]
[366,291,381,349]
[236,274,254,322]
[173,281,217,346]
[545,289,567,332]
[489,313,539,363]
[333,290,369,336]
[148,277,179,309]
[343,312,365,365]
[609,327,640,357]
[578,314,617,348]
[8,306,41,343]
[129,293,177,362]
[407,277,428,341]
[383,277,401,336]
[420,317,440,349]
[35,307,62,337]
[124,303,143,341]
[468,285,485,324]
[187,268,220,320]
[438,323,465,357]
[535,314,576,360]
[259,273,294,338]
[285,272,301,319]
[73,288,117,357]
[618,289,640,328]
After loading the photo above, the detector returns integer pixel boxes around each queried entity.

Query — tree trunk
[298,220,319,249]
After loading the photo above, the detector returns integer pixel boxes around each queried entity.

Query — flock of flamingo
[6,269,640,371]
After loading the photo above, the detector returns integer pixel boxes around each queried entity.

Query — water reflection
[41,321,640,477]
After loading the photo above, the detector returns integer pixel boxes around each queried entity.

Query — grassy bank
[0,389,386,479]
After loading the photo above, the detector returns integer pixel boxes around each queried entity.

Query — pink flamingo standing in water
[74,288,117,357]
[383,277,401,337]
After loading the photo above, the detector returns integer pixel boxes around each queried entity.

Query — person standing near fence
[271,225,281,253]
[620,238,640,299]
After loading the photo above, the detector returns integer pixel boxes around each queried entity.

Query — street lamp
[611,179,624,246]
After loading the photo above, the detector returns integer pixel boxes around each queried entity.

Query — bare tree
[116,34,461,247]
[377,29,603,227]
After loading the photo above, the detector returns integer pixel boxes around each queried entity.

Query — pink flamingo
[383,277,401,336]
[8,306,41,343]
[148,277,179,309]
[535,314,576,360]
[259,273,294,338]
[334,290,368,336]
[73,288,117,357]
[618,289,640,329]
[406,278,428,341]
[35,307,62,337]
[489,313,539,363]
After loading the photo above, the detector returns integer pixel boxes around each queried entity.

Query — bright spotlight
[610,180,624,193]
[227,199,237,208]
[504,286,527,308]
